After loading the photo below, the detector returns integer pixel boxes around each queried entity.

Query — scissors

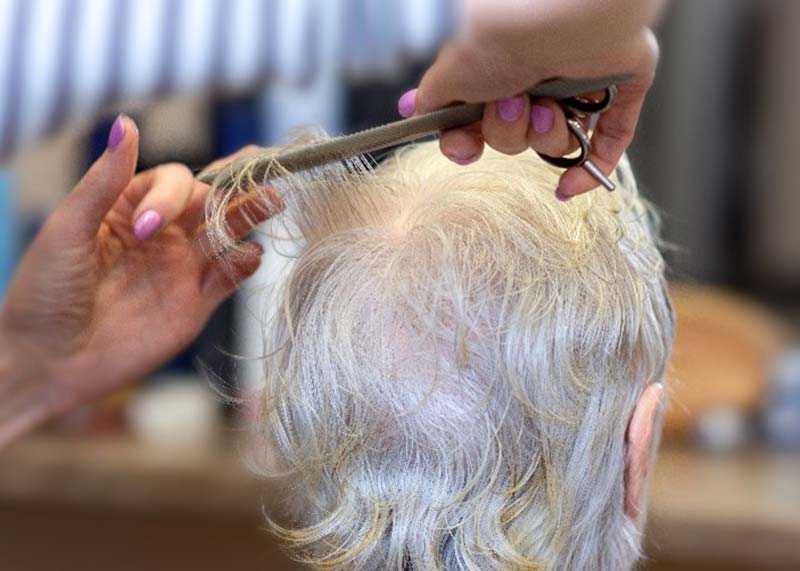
[536,86,618,191]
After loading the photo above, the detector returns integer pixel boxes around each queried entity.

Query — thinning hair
[209,139,674,571]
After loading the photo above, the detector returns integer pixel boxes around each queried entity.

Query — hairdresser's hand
[399,0,663,200]
[0,117,271,436]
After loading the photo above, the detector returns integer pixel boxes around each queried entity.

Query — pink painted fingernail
[497,95,525,123]
[555,189,572,202]
[133,210,162,241]
[107,114,126,150]
[398,89,417,118]
[451,153,478,166]
[531,104,554,134]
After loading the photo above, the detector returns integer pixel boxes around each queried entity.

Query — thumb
[414,47,473,115]
[415,43,513,115]
[64,114,139,240]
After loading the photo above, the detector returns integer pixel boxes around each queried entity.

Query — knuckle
[417,44,471,112]
[596,121,634,147]
[486,135,527,156]
[161,162,193,180]
[628,30,659,80]
[643,29,660,65]
[483,120,527,155]
[414,79,436,114]
[529,132,571,159]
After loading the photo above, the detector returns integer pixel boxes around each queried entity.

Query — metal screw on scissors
[537,85,618,191]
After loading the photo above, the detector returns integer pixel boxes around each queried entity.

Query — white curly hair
[208,138,674,571]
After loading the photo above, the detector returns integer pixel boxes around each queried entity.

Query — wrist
[0,321,60,448]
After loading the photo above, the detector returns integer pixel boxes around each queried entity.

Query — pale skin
[626,382,664,518]
[400,0,666,200]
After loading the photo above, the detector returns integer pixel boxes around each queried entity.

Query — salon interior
[0,1,798,570]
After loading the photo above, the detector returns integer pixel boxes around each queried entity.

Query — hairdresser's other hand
[0,117,270,429]
[399,0,664,200]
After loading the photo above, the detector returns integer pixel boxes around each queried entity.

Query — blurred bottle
[0,171,17,297]
[127,375,222,455]
[762,347,800,452]
[695,406,752,454]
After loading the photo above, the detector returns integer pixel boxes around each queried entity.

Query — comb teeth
[197,75,633,188]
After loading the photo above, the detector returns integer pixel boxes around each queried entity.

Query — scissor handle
[536,84,620,190]
[537,85,617,169]
[537,118,592,169]
[560,84,618,116]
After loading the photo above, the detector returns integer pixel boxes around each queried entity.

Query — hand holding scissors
[537,86,619,192]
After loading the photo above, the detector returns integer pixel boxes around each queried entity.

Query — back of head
[244,141,673,571]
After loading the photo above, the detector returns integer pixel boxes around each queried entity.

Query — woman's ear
[625,382,664,518]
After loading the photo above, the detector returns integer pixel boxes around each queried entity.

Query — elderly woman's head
[217,141,674,571]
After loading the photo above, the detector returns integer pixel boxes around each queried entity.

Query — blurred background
[1,1,799,570]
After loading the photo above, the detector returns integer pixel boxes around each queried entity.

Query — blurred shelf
[647,445,800,568]
[0,434,264,518]
[0,435,798,568]
[0,433,300,571]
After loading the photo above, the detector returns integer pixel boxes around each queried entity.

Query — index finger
[128,163,195,241]
[181,145,266,231]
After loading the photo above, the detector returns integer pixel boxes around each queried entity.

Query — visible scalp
[207,137,673,571]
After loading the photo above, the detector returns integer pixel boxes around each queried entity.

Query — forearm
[460,0,665,60]
[463,0,666,31]
[0,330,54,449]
[446,0,663,91]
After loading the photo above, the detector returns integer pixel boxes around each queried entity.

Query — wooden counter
[0,435,798,570]
[647,446,800,570]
